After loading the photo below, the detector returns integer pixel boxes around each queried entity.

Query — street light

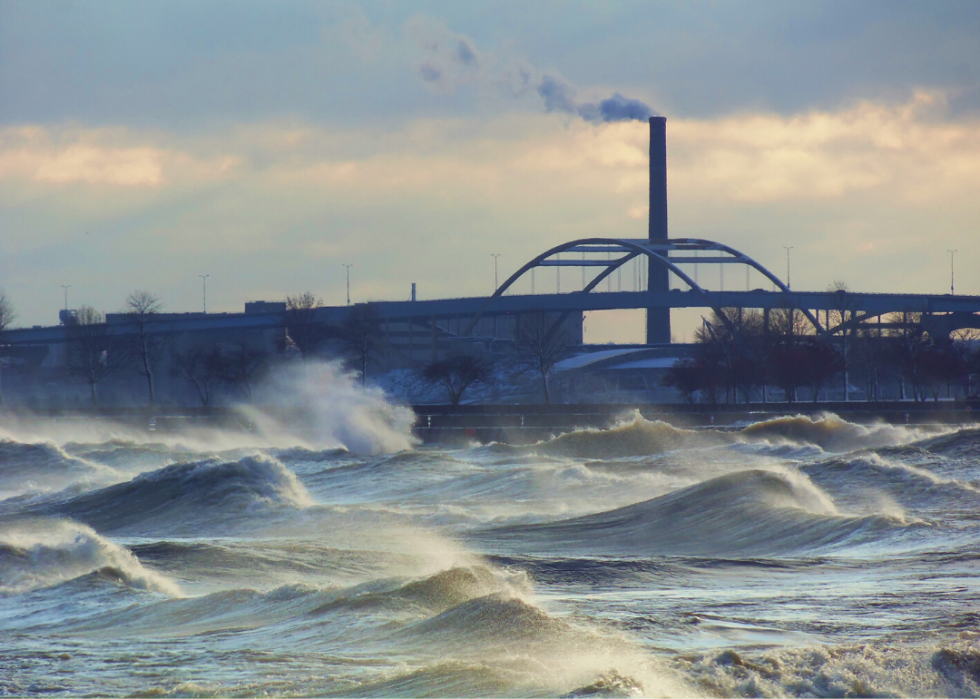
[199,274,209,313]
[490,254,501,292]
[342,264,353,306]
[948,250,957,295]
[60,285,71,312]
[783,246,794,289]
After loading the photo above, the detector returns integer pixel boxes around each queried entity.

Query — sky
[2,0,979,342]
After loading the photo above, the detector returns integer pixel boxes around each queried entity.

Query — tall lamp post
[948,250,957,295]
[783,246,794,289]
[60,285,71,312]
[342,264,353,305]
[490,254,501,293]
[199,274,209,313]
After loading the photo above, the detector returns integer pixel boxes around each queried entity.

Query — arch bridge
[462,237,824,338]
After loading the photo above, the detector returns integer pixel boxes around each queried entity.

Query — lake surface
[2,377,980,696]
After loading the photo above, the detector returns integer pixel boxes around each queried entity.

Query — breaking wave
[537,413,730,458]
[916,426,980,459]
[40,455,312,534]
[0,519,179,596]
[483,469,914,557]
[802,451,980,511]
[677,641,980,697]
[0,438,115,497]
[737,412,929,451]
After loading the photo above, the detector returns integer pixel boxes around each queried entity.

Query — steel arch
[462,237,824,337]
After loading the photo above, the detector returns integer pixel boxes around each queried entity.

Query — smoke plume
[410,20,656,122]
[537,75,654,123]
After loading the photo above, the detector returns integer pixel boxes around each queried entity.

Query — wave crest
[0,519,179,596]
[538,413,729,459]
[48,455,312,533]
[486,469,909,557]
[738,413,925,451]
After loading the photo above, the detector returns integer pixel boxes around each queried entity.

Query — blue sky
[2,0,978,341]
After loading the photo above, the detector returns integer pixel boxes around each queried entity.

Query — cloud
[668,91,980,203]
[1,92,978,329]
[0,126,238,189]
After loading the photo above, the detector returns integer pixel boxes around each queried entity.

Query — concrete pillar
[646,116,671,344]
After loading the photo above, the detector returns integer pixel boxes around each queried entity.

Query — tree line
[0,289,398,407]
[662,299,980,404]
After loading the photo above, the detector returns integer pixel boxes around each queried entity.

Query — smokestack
[648,116,667,241]
[646,116,671,344]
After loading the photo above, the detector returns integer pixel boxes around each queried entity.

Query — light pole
[490,254,501,292]
[342,264,353,305]
[783,246,794,289]
[60,285,71,312]
[199,274,209,313]
[948,250,957,295]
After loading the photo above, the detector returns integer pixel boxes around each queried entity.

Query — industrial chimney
[646,116,671,344]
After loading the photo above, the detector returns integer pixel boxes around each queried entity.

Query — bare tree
[341,304,383,385]
[512,312,571,404]
[122,291,166,406]
[171,344,224,406]
[769,306,815,402]
[0,290,15,406]
[827,281,857,400]
[217,343,268,403]
[283,292,326,361]
[423,353,492,405]
[661,358,702,403]
[66,306,117,406]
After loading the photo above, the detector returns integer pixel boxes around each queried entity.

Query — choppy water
[3,378,980,696]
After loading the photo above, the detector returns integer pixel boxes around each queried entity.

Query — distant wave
[916,426,980,459]
[802,451,980,512]
[0,519,178,596]
[536,413,731,459]
[531,411,936,460]
[737,413,933,451]
[0,438,115,498]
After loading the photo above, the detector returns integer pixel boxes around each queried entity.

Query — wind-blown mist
[245,361,418,455]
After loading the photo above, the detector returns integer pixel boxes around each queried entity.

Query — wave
[737,413,930,452]
[529,411,932,460]
[0,438,115,497]
[802,452,980,512]
[270,446,350,464]
[536,413,731,459]
[916,426,980,459]
[401,592,568,645]
[59,563,527,641]
[310,564,531,617]
[677,641,980,698]
[0,519,179,596]
[482,469,914,557]
[37,454,312,534]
